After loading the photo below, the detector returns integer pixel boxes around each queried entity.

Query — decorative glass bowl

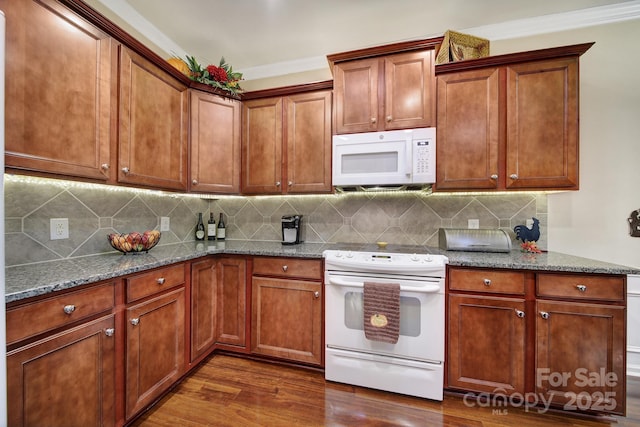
[108,230,161,254]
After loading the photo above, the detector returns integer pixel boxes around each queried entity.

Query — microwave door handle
[327,276,440,293]
[405,139,413,177]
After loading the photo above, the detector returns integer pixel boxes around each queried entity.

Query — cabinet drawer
[449,268,525,295]
[537,273,625,302]
[126,264,185,303]
[6,281,115,345]
[252,257,322,280]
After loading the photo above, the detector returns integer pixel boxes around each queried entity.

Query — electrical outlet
[160,216,170,232]
[526,218,534,228]
[50,218,69,240]
[468,219,479,229]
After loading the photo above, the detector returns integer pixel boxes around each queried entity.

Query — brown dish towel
[363,282,400,344]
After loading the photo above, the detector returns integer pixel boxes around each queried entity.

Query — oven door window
[344,291,421,337]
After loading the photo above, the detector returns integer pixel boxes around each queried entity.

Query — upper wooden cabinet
[118,46,189,191]
[332,49,436,134]
[241,85,332,194]
[2,0,115,181]
[436,43,593,191]
[189,90,241,193]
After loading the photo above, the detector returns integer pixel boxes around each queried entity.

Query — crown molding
[95,0,640,80]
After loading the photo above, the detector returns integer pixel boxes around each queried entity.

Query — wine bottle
[195,213,205,241]
[217,213,226,240]
[207,212,216,240]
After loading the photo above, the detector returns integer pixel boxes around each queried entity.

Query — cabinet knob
[282,265,288,272]
[515,309,525,318]
[540,311,550,320]
[314,291,320,299]
[370,117,377,124]
[156,277,165,285]
[288,181,293,187]
[483,278,491,286]
[509,174,518,180]
[192,179,198,185]
[490,174,498,180]
[104,328,115,337]
[63,305,76,315]
[121,167,130,174]
[275,181,281,187]
[130,318,140,326]
[386,115,392,122]
[101,163,110,171]
[576,284,587,292]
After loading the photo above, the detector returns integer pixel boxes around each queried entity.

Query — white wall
[487,20,640,269]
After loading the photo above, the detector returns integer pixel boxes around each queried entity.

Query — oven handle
[327,276,441,293]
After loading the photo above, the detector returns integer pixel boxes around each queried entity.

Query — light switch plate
[160,216,170,231]
[468,219,479,229]
[50,218,69,240]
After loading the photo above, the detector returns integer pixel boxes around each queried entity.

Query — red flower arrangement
[169,55,243,95]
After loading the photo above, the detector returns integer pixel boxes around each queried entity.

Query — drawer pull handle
[282,265,288,272]
[576,284,587,292]
[490,174,498,180]
[130,318,140,326]
[314,291,320,299]
[515,310,525,318]
[540,311,550,320]
[483,279,491,286]
[156,277,166,285]
[63,305,76,315]
[104,328,115,337]
[510,174,518,180]
[121,167,130,174]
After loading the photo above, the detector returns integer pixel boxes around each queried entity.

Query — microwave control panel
[412,138,435,183]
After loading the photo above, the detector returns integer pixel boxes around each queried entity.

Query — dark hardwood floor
[132,354,640,427]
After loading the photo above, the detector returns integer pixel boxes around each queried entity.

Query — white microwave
[332,128,436,188]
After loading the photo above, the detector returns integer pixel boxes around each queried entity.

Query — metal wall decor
[628,209,640,237]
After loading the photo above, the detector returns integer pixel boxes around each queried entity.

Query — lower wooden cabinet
[125,286,186,419]
[217,257,248,349]
[190,257,218,362]
[447,267,627,415]
[7,315,116,427]
[536,300,625,414]
[447,294,526,394]
[251,274,323,365]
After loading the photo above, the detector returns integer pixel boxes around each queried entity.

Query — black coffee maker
[281,215,303,245]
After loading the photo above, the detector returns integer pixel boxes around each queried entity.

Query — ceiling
[88,0,638,81]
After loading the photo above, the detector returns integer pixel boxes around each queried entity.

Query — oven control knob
[346,251,354,258]
[410,254,419,262]
[335,252,343,258]
[426,256,433,262]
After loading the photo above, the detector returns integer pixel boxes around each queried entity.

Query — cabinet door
[190,258,217,362]
[436,68,500,190]
[3,0,114,181]
[333,58,379,134]
[448,294,526,394]
[189,91,241,193]
[7,315,116,427]
[384,50,435,130]
[506,58,579,189]
[241,97,283,193]
[126,287,186,419]
[217,257,247,348]
[251,277,322,365]
[119,46,188,191]
[285,90,332,193]
[536,300,625,415]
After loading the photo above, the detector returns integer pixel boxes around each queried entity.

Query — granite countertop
[6,240,639,304]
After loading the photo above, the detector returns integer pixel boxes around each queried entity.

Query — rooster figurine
[514,217,540,242]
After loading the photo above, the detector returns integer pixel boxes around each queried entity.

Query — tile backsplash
[4,175,547,267]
